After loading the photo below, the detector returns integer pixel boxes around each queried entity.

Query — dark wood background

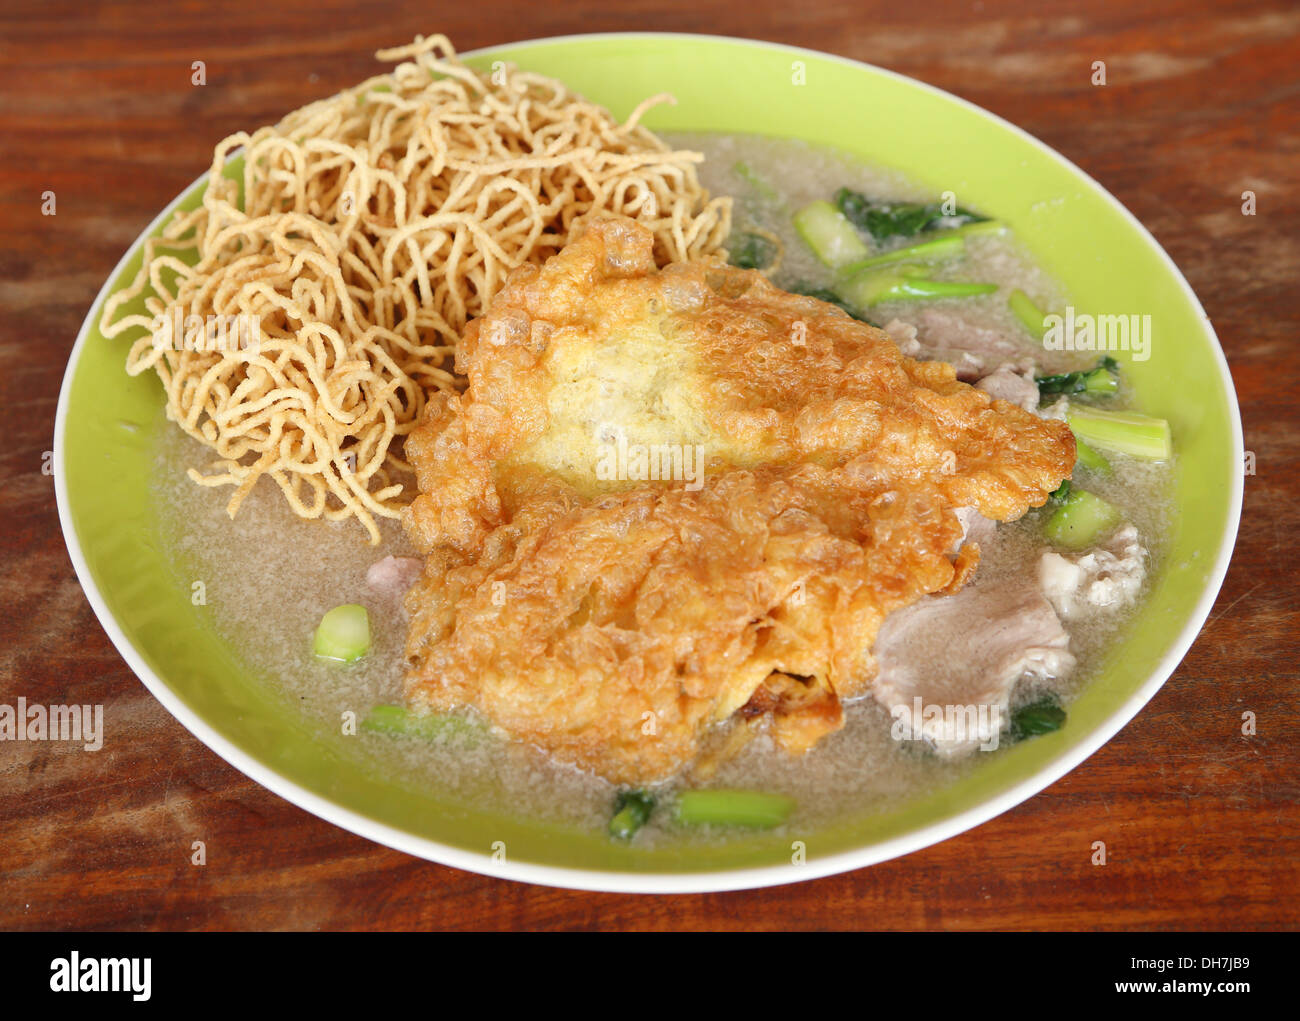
[1,0,1296,931]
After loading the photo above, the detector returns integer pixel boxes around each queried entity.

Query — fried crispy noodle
[98,33,732,543]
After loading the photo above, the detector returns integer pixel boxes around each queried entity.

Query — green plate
[56,33,1242,892]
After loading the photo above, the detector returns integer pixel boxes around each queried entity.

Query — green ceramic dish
[56,33,1242,892]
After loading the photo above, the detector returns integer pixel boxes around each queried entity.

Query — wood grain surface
[1,0,1296,931]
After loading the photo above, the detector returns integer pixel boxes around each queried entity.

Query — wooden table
[1,0,1296,931]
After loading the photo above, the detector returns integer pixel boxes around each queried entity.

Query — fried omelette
[401,216,1074,784]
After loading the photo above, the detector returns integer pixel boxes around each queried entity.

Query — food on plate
[105,38,1175,842]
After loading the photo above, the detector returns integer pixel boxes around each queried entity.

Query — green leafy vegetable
[728,231,777,270]
[1011,695,1067,739]
[1036,356,1121,396]
[835,188,989,242]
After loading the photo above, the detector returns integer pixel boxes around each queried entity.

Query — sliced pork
[976,363,1040,412]
[1039,524,1147,620]
[365,555,423,596]
[870,577,1076,756]
[884,309,1031,380]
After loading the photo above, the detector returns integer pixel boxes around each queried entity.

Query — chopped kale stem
[1072,433,1111,474]
[1008,288,1047,338]
[1043,486,1120,549]
[312,603,371,663]
[360,704,481,743]
[834,187,989,242]
[793,199,870,267]
[1067,405,1172,460]
[834,233,966,275]
[608,789,655,840]
[675,789,795,828]
[837,269,997,308]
